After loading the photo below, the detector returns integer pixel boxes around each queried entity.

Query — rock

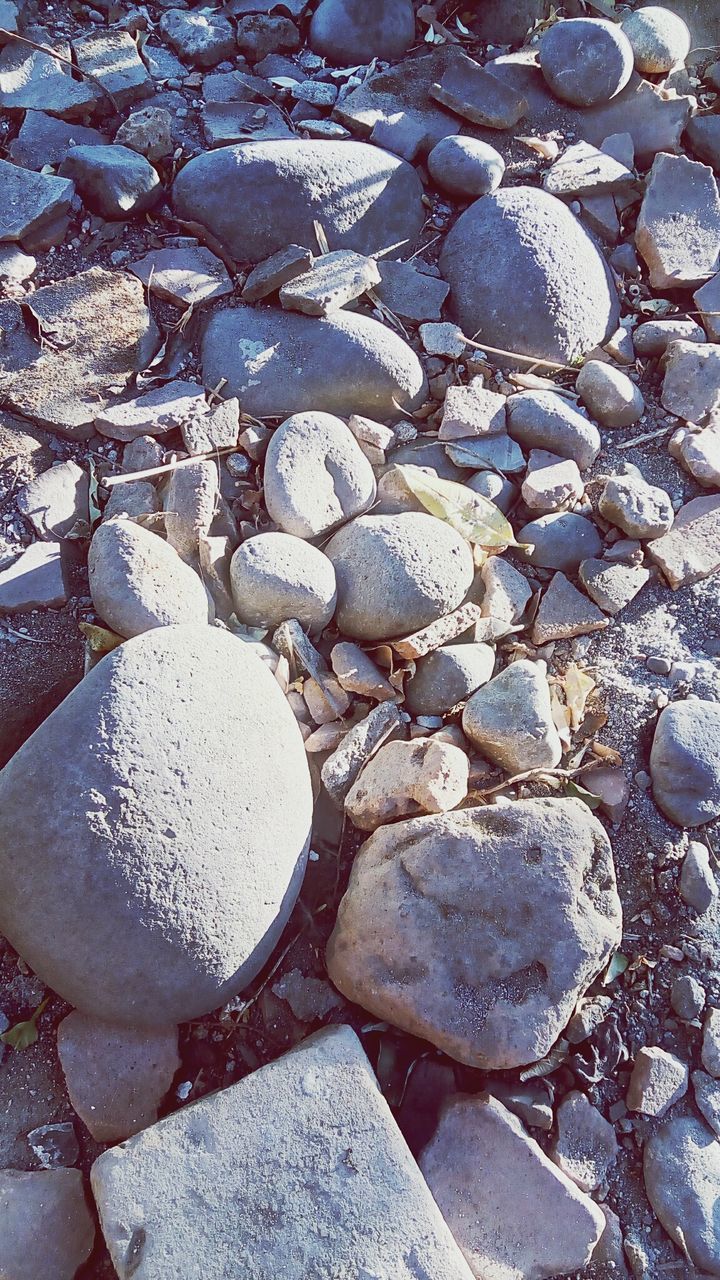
[517,512,603,573]
[430,52,528,130]
[235,15,300,62]
[579,192,620,245]
[391,602,486,660]
[104,481,159,522]
[507,391,601,470]
[522,451,584,513]
[644,1116,720,1275]
[310,0,414,64]
[345,738,469,830]
[321,701,404,805]
[0,158,74,248]
[331,642,395,701]
[634,317,706,357]
[73,30,152,109]
[173,140,424,263]
[671,974,706,1020]
[373,259,449,322]
[445,433,525,474]
[622,6,691,73]
[0,243,35,281]
[94,380,206,443]
[694,272,720,343]
[201,76,294,147]
[599,473,673,539]
[164,459,218,562]
[263,412,376,539]
[462,659,562,773]
[539,18,633,107]
[680,840,718,911]
[115,106,174,162]
[0,625,312,1025]
[545,140,636,200]
[662,340,720,426]
[0,1169,94,1280]
[420,321,467,358]
[440,187,619,367]
[325,512,474,641]
[671,423,720,488]
[0,541,67,614]
[241,244,313,303]
[230,533,337,633]
[57,1012,180,1143]
[88,518,210,637]
[404,642,495,716]
[694,1071,720,1138]
[686,115,720,172]
[419,1093,604,1280]
[16,461,88,540]
[576,361,644,428]
[0,29,99,119]
[427,135,505,198]
[201,305,427,420]
[279,250,380,316]
[578,558,649,615]
[650,700,720,826]
[159,8,236,66]
[552,1091,618,1192]
[271,968,344,1022]
[327,797,621,1068]
[627,1046,689,1116]
[531,573,609,645]
[702,1009,720,1078]
[481,556,532,623]
[635,153,720,290]
[582,766,631,823]
[131,245,233,307]
[59,144,160,219]
[439,379,507,440]
[348,413,394,465]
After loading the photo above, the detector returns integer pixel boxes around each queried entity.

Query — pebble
[0,1169,95,1280]
[650,702,720,827]
[599,472,674,539]
[59,144,161,220]
[576,360,644,428]
[622,6,691,73]
[230,533,337,634]
[506,390,601,470]
[539,17,634,106]
[552,1091,618,1192]
[263,412,376,539]
[404,642,496,717]
[701,1007,720,1078]
[680,840,718,910]
[466,469,516,514]
[670,974,706,1021]
[27,1122,79,1169]
[462,658,562,774]
[88,518,210,638]
[644,1115,720,1275]
[626,1046,689,1116]
[517,512,603,573]
[345,738,469,830]
[427,135,505,197]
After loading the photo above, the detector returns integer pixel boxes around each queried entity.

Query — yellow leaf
[79,622,124,655]
[564,663,596,730]
[550,685,572,749]
[396,465,516,549]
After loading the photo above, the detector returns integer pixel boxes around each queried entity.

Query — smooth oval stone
[650,699,720,827]
[309,0,415,65]
[0,625,313,1025]
[507,390,601,470]
[263,412,376,539]
[230,532,337,633]
[405,643,496,717]
[427,135,505,198]
[517,512,603,572]
[440,186,619,366]
[201,305,427,420]
[644,1116,720,1275]
[622,6,690,73]
[539,18,634,107]
[59,145,161,220]
[88,518,211,638]
[172,140,424,263]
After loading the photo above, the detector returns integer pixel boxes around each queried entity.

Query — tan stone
[344,738,469,830]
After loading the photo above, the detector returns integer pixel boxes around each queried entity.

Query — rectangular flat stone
[0,28,100,119]
[322,701,404,805]
[241,244,312,303]
[94,381,208,442]
[202,98,293,148]
[392,602,484,659]
[335,46,461,152]
[439,379,507,440]
[646,494,720,589]
[279,250,381,316]
[374,259,449,322]
[130,247,233,307]
[0,542,67,614]
[430,52,527,130]
[636,152,720,290]
[0,158,74,246]
[544,141,637,199]
[91,1027,473,1280]
[73,31,152,110]
[8,112,106,171]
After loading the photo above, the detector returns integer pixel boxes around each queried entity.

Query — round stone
[325,512,475,641]
[0,625,313,1025]
[539,18,634,107]
[263,412,376,540]
[427,136,505,198]
[230,532,337,633]
[644,1116,720,1275]
[309,0,415,65]
[88,517,211,638]
[622,6,691,73]
[405,643,496,717]
[650,699,720,827]
[576,360,644,428]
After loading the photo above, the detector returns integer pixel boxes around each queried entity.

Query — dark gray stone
[685,115,720,171]
[506,391,601,470]
[374,260,449,322]
[0,159,74,247]
[427,135,505,197]
[633,317,706,356]
[405,643,495,716]
[650,699,720,827]
[236,15,300,63]
[430,52,528,129]
[59,145,161,219]
[309,0,414,65]
[539,18,634,107]
[8,113,106,170]
[0,28,100,118]
[517,512,603,572]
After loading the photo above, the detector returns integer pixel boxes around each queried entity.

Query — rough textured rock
[539,18,634,106]
[506,390,601,470]
[635,153,720,290]
[552,1091,618,1192]
[427,135,505,197]
[16,461,88,540]
[576,361,644,428]
[345,738,469,830]
[531,572,608,645]
[680,840,718,912]
[73,29,152,110]
[230,532,337,633]
[173,140,424,263]
[59,144,160,219]
[646,494,720,589]
[88,519,210,638]
[91,1026,474,1280]
[159,7,236,66]
[627,1046,689,1117]
[669,424,720,488]
[405,643,495,717]
[0,625,313,1025]
[694,272,720,343]
[599,473,674,539]
[440,187,619,366]
[325,512,474,641]
[263,412,376,539]
[650,699,720,826]
[622,6,691,73]
[327,798,622,1068]
[430,53,528,130]
[703,1008,720,1078]
[131,246,232,307]
[0,1169,95,1280]
[462,659,562,773]
[579,558,649,615]
[419,1093,604,1280]
[0,158,74,247]
[201,305,427,421]
[309,0,415,65]
[644,1116,720,1276]
[95,380,207,444]
[661,340,720,426]
[115,106,174,162]
[163,459,218,562]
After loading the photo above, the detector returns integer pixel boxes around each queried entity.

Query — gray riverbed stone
[264,412,376,539]
[539,18,634,107]
[462,658,562,773]
[88,518,211,637]
[115,106,174,163]
[661,340,720,426]
[680,841,718,912]
[506,390,601,470]
[627,1046,689,1117]
[164,459,219,562]
[326,512,474,641]
[517,512,603,573]
[599,473,674,539]
[576,361,644,428]
[0,157,74,247]
[59,144,160,219]
[130,246,232,307]
[644,1116,720,1275]
[428,135,505,198]
[622,6,691,73]
[635,152,720,290]
[327,798,621,1069]
[309,0,415,65]
[16,461,88,540]
[0,624,313,1026]
[91,1025,474,1280]
[650,699,720,826]
[0,540,67,614]
[173,140,424,263]
[159,7,236,67]
[0,1169,95,1280]
[0,30,99,119]
[552,1091,618,1192]
[430,52,528,130]
[440,186,619,366]
[230,532,337,633]
[633,317,706,357]
[405,643,496,717]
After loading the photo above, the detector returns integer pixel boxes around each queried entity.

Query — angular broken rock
[521,451,583,513]
[321,701,404,806]
[0,30,99,118]
[531,572,608,645]
[0,1169,95,1280]
[390,602,484,660]
[279,249,380,316]
[462,658,562,775]
[95,380,207,443]
[694,272,720,344]
[88,518,211,637]
[331,642,395,701]
[661,340,720,426]
[16,461,89,540]
[91,1025,474,1280]
[345,738,469,830]
[241,244,313,303]
[0,540,67,614]
[438,379,507,440]
[646,494,720,589]
[670,425,720,489]
[164,458,219,562]
[0,157,74,247]
[130,246,233,307]
[544,140,636,200]
[627,1046,689,1118]
[579,558,649,615]
[374,259,449,323]
[635,153,720,290]
[430,51,527,129]
[552,1091,618,1193]
[73,30,152,110]
[326,798,621,1068]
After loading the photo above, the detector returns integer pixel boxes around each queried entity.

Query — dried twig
[0,28,120,112]
[104,445,240,488]
[470,761,600,800]
[463,333,576,373]
[617,426,672,449]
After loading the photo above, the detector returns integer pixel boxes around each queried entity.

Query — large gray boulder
[201,305,427,420]
[0,625,313,1025]
[644,1116,720,1275]
[650,699,720,827]
[440,186,620,365]
[309,0,415,65]
[172,140,424,262]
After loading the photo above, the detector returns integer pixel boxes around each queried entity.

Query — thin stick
[470,761,599,799]
[0,28,120,112]
[104,445,240,487]
[617,426,672,449]
[462,334,576,372]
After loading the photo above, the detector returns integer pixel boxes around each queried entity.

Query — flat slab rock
[0,157,74,246]
[327,798,622,1069]
[635,152,720,290]
[646,494,720,589]
[91,1025,474,1280]
[0,1168,95,1280]
[130,246,233,306]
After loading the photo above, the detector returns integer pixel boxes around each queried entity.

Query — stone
[26,1122,79,1169]
[264,412,376,539]
[88,518,210,637]
[634,317,706,357]
[420,321,466,358]
[669,424,720,488]
[0,30,99,119]
[643,1116,720,1275]
[627,1046,689,1116]
[16,461,88,540]
[539,17,633,106]
[0,158,74,247]
[694,272,720,343]
[680,840,718,911]
[115,107,174,162]
[272,968,344,1022]
[580,193,620,245]
[694,1071,720,1138]
[0,625,312,1025]
[650,699,720,826]
[544,140,636,200]
[576,360,644,428]
[599,473,673,539]
[480,557,532,624]
[122,436,165,474]
[347,413,394,465]
[6,110,105,173]
[517,512,603,573]
[173,140,424,263]
[438,379,507,440]
[582,767,631,824]
[230,532,337,633]
[419,1093,604,1280]
[235,15,300,63]
[241,244,313,303]
[57,1012,180,1143]
[531,573,609,645]
[0,268,159,440]
[327,797,621,1068]
[279,249,380,316]
[309,0,415,65]
[0,541,67,614]
[160,7,236,66]
[95,380,207,443]
[321,701,404,805]
[202,93,293,148]
[507,390,601,470]
[462,659,562,774]
[131,246,232,307]
[445,433,525,474]
[59,144,161,219]
[91,1026,473,1279]
[345,738,469,830]
[661,340,720,426]
[404,643,495,717]
[430,52,528,130]
[622,6,691,73]
[373,259,449,322]
[467,470,516,513]
[390,603,485,660]
[0,243,35,281]
[440,187,619,367]
[635,153,720,290]
[164,459,219,562]
[522,451,583,513]
[104,481,159,522]
[686,115,720,172]
[325,512,474,642]
[73,29,151,108]
[671,974,706,1020]
[427,135,504,198]
[647,494,720,588]
[331,642,395,701]
[0,1169,94,1280]
[552,1092,618,1192]
[201,305,427,420]
[579,558,649,615]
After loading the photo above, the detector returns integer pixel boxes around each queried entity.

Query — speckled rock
[506,390,601,470]
[650,699,720,827]
[0,1169,95,1280]
[576,360,644,428]
[230,532,337,633]
[309,0,415,65]
[599,473,674,539]
[644,1116,720,1275]
[517,512,603,573]
[404,643,496,717]
[622,6,691,73]
[88,518,210,638]
[263,412,376,539]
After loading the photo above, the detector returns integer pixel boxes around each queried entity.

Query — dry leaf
[396,465,516,549]
[550,685,572,749]
[79,622,124,655]
[516,135,560,161]
[563,663,596,730]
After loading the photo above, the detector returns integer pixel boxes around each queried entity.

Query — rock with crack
[462,658,562,773]
[643,1115,720,1275]
[0,158,74,248]
[635,153,720,290]
[345,738,469,830]
[0,1169,95,1280]
[430,51,528,130]
[88,518,211,637]
[326,797,622,1068]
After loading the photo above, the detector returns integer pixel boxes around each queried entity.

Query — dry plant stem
[471,761,600,799]
[0,28,120,112]
[463,334,576,373]
[166,216,239,276]
[104,445,239,487]
[617,426,672,448]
